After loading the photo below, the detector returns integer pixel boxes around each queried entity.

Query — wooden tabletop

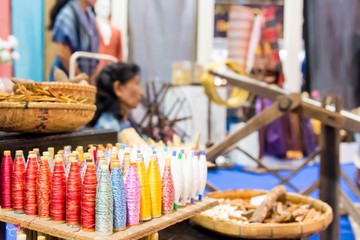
[0,198,218,240]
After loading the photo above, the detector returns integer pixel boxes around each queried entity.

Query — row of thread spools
[0,143,208,235]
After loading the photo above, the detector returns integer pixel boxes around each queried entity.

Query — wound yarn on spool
[51,155,66,223]
[81,162,97,232]
[148,156,162,218]
[66,158,82,227]
[110,160,126,231]
[12,151,26,214]
[162,157,175,214]
[38,156,52,220]
[125,163,140,226]
[1,150,13,210]
[136,153,151,221]
[96,165,113,235]
[24,154,38,216]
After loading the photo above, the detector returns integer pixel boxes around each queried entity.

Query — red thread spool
[51,155,66,223]
[81,162,97,232]
[24,154,38,216]
[66,157,82,227]
[12,151,26,213]
[38,156,52,220]
[1,150,13,210]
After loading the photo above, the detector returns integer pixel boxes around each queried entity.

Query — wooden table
[0,198,218,240]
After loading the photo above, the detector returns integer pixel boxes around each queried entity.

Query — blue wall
[12,0,44,82]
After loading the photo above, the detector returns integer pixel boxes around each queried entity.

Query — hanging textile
[128,0,197,82]
[12,0,44,82]
[305,0,358,109]
[0,0,13,78]
[227,6,254,67]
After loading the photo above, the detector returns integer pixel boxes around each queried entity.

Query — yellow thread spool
[137,157,152,221]
[148,157,162,218]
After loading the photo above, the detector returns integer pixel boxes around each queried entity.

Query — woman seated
[88,62,143,133]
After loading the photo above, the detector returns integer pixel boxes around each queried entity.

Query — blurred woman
[48,0,99,81]
[88,62,143,132]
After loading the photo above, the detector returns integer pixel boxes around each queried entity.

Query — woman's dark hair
[48,0,69,30]
[88,62,140,127]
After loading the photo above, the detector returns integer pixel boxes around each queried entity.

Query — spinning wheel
[133,82,194,144]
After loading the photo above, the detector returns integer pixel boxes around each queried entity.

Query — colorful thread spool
[111,160,127,231]
[24,154,38,216]
[66,158,82,227]
[1,150,13,210]
[38,156,52,220]
[81,162,97,232]
[170,151,183,210]
[125,163,141,226]
[51,155,66,223]
[136,153,152,221]
[148,156,162,218]
[12,151,25,214]
[198,150,208,201]
[190,151,199,204]
[96,165,113,235]
[162,157,175,214]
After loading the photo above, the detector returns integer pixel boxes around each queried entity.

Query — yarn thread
[81,162,97,232]
[12,151,25,213]
[37,156,52,220]
[50,155,66,223]
[110,161,127,231]
[95,165,113,235]
[24,154,38,216]
[125,163,141,226]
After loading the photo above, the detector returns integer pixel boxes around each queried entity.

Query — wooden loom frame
[205,69,360,240]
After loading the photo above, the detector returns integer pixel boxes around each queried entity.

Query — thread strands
[50,155,66,223]
[110,161,127,231]
[162,157,175,214]
[136,154,151,221]
[1,151,13,210]
[81,162,97,232]
[12,151,25,213]
[24,154,38,215]
[96,165,113,235]
[125,163,141,226]
[66,158,82,226]
[148,157,162,218]
[37,156,52,220]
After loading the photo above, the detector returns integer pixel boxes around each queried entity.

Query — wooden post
[319,96,341,240]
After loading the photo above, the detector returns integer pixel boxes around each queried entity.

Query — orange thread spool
[51,155,66,223]
[81,162,97,232]
[1,150,13,210]
[66,157,82,227]
[12,151,26,214]
[24,154,38,216]
[38,156,52,220]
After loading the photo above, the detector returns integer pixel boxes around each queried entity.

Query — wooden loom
[205,69,360,240]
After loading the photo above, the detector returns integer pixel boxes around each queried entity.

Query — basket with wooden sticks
[191,186,333,239]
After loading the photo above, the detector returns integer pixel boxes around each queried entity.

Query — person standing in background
[48,0,99,81]
[94,0,123,79]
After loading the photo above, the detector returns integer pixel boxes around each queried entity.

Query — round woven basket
[13,81,96,104]
[0,102,96,133]
[191,189,333,239]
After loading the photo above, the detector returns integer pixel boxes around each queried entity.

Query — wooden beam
[210,70,360,132]
[206,94,301,161]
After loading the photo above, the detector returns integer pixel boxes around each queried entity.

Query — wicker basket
[0,102,96,133]
[191,189,333,239]
[13,80,96,104]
